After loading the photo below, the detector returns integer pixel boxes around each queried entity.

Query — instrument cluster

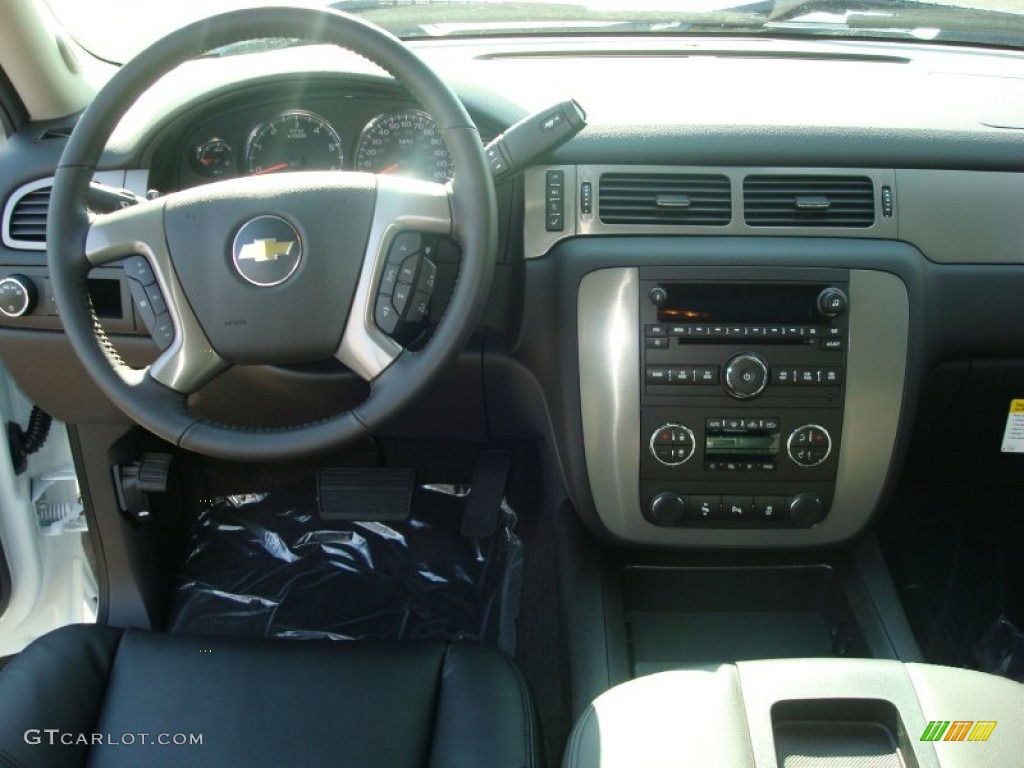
[181,98,459,187]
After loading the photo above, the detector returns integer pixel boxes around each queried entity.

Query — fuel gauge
[193,139,233,177]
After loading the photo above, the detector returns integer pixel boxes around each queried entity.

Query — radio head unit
[639,278,848,530]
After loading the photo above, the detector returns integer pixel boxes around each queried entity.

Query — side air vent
[3,179,52,250]
[744,175,875,227]
[35,125,74,142]
[599,173,731,225]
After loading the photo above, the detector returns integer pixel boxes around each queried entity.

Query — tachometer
[355,109,453,182]
[245,110,344,175]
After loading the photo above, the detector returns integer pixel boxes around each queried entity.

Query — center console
[578,263,909,547]
[640,276,848,529]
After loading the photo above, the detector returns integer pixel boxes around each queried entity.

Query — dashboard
[2,36,1024,549]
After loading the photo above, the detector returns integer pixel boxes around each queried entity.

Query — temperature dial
[0,275,37,318]
[193,139,233,177]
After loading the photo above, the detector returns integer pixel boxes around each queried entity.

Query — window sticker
[1000,399,1024,453]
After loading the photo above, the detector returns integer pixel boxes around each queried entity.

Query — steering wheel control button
[379,263,401,295]
[374,296,400,335]
[122,256,157,286]
[646,492,689,526]
[144,284,168,316]
[406,292,431,324]
[387,232,422,264]
[416,259,437,294]
[0,275,38,318]
[724,352,769,399]
[151,313,174,350]
[128,279,157,331]
[787,425,832,467]
[231,216,302,287]
[398,254,420,284]
[392,283,412,316]
[649,423,695,466]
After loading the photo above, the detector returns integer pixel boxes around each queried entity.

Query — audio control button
[724,353,769,399]
[695,366,720,384]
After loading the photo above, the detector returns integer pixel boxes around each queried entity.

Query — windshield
[45,0,1024,64]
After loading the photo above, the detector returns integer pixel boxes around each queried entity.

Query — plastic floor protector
[167,484,523,654]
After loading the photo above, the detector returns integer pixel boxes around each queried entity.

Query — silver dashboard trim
[528,165,898,259]
[578,267,908,547]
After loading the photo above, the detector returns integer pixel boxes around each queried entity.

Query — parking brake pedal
[461,450,511,538]
[112,453,172,523]
[316,467,415,522]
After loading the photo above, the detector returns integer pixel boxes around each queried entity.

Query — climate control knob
[0,275,37,318]
[789,492,827,527]
[724,353,768,399]
[646,492,688,526]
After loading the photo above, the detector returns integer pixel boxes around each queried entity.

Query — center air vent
[744,175,874,227]
[3,180,52,250]
[599,173,731,225]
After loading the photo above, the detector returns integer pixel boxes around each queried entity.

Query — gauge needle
[379,163,401,174]
[252,162,290,175]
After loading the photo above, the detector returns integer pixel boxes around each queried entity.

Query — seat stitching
[498,649,539,767]
[85,628,127,761]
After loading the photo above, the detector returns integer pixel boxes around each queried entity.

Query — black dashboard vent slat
[4,185,52,248]
[744,175,875,227]
[599,173,731,226]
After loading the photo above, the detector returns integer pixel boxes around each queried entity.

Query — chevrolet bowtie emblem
[237,238,294,263]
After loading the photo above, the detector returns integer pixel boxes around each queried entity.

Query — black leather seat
[0,624,542,768]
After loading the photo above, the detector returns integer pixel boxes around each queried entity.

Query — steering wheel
[48,7,496,461]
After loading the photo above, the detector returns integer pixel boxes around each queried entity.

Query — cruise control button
[144,283,167,316]
[151,313,174,350]
[128,278,155,331]
[122,256,157,286]
[387,232,421,264]
[374,296,400,335]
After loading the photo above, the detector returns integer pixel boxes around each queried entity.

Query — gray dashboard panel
[578,267,909,547]
[897,169,1024,264]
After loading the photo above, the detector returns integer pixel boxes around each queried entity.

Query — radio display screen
[705,433,780,458]
[657,283,825,324]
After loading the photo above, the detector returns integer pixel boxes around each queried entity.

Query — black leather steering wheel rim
[48,7,497,461]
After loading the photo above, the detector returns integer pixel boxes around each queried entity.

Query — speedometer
[245,110,344,175]
[354,110,453,182]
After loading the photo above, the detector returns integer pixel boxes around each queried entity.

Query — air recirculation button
[649,423,696,466]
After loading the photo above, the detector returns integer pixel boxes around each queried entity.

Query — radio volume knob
[723,353,768,399]
[816,287,848,318]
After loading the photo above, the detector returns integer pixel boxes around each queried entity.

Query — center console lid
[564,659,1023,768]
